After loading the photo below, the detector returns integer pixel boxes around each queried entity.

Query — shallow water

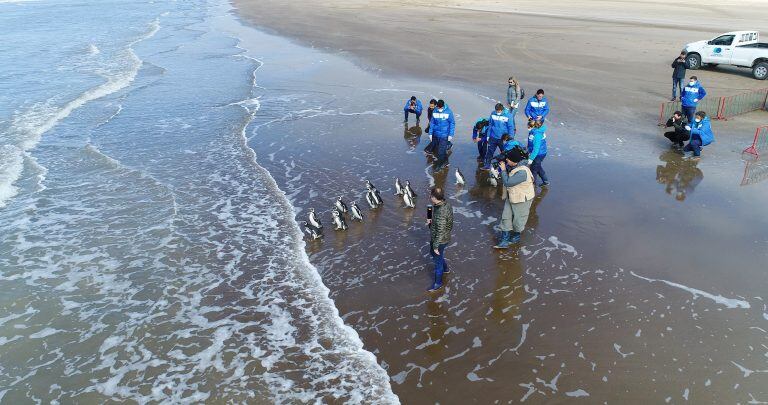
[0,1,394,402]
[244,21,768,404]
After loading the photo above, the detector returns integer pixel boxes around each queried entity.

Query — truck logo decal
[714,47,722,54]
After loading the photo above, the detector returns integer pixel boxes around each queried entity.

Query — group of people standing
[403,77,553,291]
[666,51,715,159]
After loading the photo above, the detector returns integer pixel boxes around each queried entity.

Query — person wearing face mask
[483,103,515,170]
[526,119,549,186]
[428,99,455,171]
[525,89,550,123]
[681,76,706,124]
[683,111,714,160]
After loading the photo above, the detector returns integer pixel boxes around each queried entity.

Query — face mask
[689,81,696,86]
[695,118,701,123]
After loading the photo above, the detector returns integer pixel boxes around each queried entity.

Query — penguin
[394,178,404,195]
[365,180,377,191]
[303,221,323,240]
[373,187,383,206]
[455,168,466,186]
[365,189,378,209]
[404,180,417,198]
[488,165,501,187]
[332,209,348,230]
[334,196,348,213]
[308,208,323,229]
[350,201,364,221]
[403,191,416,208]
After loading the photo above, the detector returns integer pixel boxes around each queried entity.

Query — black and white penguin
[332,209,348,230]
[404,180,417,198]
[365,180,377,191]
[455,168,466,186]
[334,196,348,213]
[373,187,383,206]
[403,191,416,208]
[394,178,404,195]
[350,201,364,221]
[488,167,501,187]
[308,208,323,229]
[303,221,323,240]
[365,189,378,209]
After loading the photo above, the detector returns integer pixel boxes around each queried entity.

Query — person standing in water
[495,148,535,249]
[425,98,437,134]
[483,103,515,170]
[473,118,490,162]
[427,187,454,292]
[428,99,455,171]
[526,119,549,186]
[506,76,522,124]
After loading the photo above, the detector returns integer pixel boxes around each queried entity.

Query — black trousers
[664,130,690,145]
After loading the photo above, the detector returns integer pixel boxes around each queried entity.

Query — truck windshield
[711,35,735,46]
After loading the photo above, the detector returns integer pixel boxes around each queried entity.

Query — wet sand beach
[235,3,768,401]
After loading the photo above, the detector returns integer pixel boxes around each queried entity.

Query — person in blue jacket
[483,103,515,170]
[525,89,550,123]
[683,111,714,159]
[472,118,490,162]
[403,96,423,124]
[501,133,522,152]
[429,99,455,171]
[681,76,706,124]
[526,119,549,186]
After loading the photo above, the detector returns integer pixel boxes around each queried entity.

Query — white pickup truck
[684,31,768,80]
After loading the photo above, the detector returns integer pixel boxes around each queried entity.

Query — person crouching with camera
[494,147,535,249]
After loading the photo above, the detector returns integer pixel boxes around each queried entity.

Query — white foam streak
[630,270,750,309]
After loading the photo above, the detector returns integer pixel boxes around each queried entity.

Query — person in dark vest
[494,148,535,249]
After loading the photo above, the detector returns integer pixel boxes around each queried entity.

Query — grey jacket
[430,201,454,249]
[506,84,520,107]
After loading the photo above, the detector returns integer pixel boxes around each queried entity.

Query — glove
[448,136,453,142]
[429,135,432,142]
[527,159,533,165]
[685,125,691,131]
[693,98,698,102]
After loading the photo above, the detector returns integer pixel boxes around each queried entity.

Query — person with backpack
[525,89,550,123]
[683,111,714,160]
[506,76,523,124]
[483,103,515,170]
[681,76,706,124]
[472,118,490,162]
[526,119,549,186]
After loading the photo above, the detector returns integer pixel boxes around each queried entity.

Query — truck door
[706,34,735,64]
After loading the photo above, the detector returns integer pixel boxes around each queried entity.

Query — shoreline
[229,1,768,403]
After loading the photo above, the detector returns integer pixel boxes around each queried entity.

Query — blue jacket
[429,106,455,138]
[503,139,522,151]
[681,82,706,107]
[690,117,714,146]
[487,110,515,140]
[525,96,550,120]
[403,99,423,114]
[472,118,489,140]
[527,125,548,159]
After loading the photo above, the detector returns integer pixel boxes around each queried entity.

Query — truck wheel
[753,62,768,80]
[686,53,702,70]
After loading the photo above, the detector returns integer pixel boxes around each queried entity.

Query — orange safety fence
[743,125,768,159]
[658,88,768,125]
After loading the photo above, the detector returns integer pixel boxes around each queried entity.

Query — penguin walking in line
[334,196,348,214]
[373,187,383,206]
[403,191,416,208]
[350,201,364,221]
[365,189,378,209]
[303,221,323,240]
[394,178,404,195]
[404,180,417,198]
[455,168,466,186]
[332,209,348,230]
[308,208,323,229]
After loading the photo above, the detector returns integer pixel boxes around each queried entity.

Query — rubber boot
[509,232,521,244]
[494,231,512,249]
